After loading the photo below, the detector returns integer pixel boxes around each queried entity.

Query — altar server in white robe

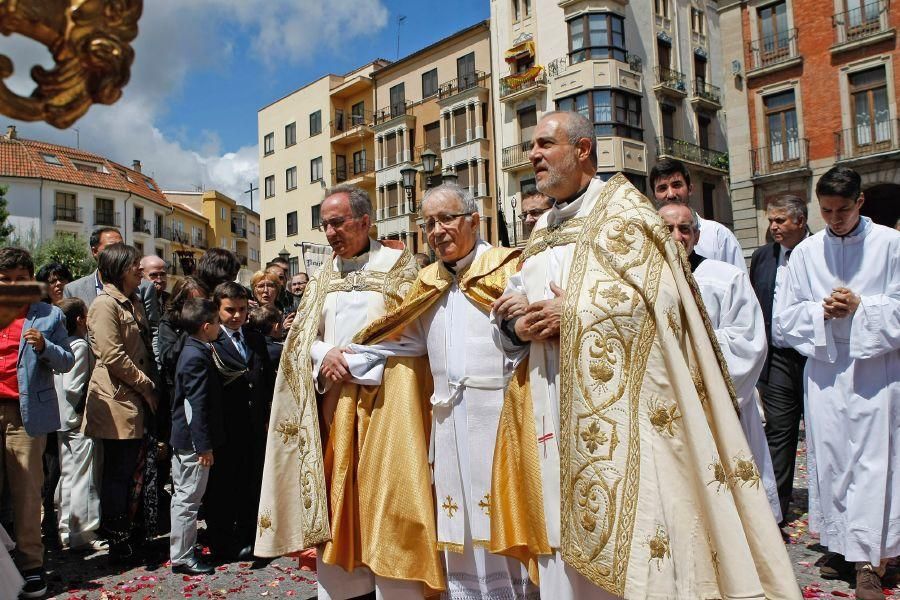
[255,184,420,600]
[347,184,538,600]
[775,166,900,599]
[650,158,746,271]
[659,204,781,523]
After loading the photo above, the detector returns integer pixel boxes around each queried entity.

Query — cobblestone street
[42,434,898,599]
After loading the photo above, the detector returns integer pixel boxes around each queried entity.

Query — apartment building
[166,201,212,278]
[165,189,262,280]
[721,0,900,252]
[258,60,387,274]
[371,21,498,251]
[0,125,177,258]
[490,0,729,245]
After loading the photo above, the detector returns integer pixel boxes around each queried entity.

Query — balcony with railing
[747,28,800,76]
[656,136,728,172]
[653,66,688,98]
[835,119,900,162]
[160,226,176,241]
[437,71,486,100]
[374,102,413,126]
[231,218,247,239]
[691,79,721,110]
[94,209,120,227]
[132,218,152,235]
[832,0,894,50]
[53,206,82,223]
[192,233,207,249]
[331,109,374,142]
[501,141,532,171]
[499,67,547,102]
[751,138,810,179]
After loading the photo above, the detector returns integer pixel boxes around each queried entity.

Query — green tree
[0,185,15,245]
[33,234,94,279]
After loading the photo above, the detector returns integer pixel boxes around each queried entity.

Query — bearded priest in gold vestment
[255,185,423,600]
[491,111,802,599]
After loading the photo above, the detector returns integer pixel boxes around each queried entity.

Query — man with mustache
[492,111,800,598]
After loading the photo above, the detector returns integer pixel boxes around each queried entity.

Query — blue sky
[4,0,488,202]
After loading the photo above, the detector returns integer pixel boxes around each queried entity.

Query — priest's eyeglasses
[317,216,358,232]
[420,212,473,233]
[518,208,549,221]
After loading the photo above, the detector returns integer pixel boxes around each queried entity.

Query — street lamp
[278,247,290,262]
[510,195,518,247]
[442,170,458,187]
[401,164,417,214]
[421,148,437,189]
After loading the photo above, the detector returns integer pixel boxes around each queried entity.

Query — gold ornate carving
[0,0,143,128]
[646,525,671,571]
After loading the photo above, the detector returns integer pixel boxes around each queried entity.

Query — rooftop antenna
[72,128,80,149]
[396,15,406,60]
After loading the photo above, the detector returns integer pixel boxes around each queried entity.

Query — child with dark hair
[53,297,101,551]
[248,305,284,365]
[169,298,223,575]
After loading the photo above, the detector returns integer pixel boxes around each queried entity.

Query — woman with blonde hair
[250,270,281,309]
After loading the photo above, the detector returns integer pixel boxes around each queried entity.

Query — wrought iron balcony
[231,221,247,238]
[656,136,728,172]
[133,218,151,235]
[693,79,721,106]
[351,160,375,176]
[330,109,374,136]
[94,209,120,227]
[835,119,900,161]
[499,68,547,100]
[751,138,809,178]
[653,66,688,96]
[501,141,532,171]
[438,71,486,100]
[375,102,413,125]
[747,28,800,72]
[53,206,81,223]
[833,0,891,46]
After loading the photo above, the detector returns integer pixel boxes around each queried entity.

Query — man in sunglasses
[256,184,420,600]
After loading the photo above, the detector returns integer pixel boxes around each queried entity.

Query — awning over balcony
[505,40,535,63]
[503,65,544,87]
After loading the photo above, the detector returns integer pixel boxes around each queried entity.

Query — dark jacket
[170,337,225,453]
[749,241,782,346]
[264,336,283,367]
[209,326,273,435]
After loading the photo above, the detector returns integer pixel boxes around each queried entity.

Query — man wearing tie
[749,194,809,529]
[206,281,273,561]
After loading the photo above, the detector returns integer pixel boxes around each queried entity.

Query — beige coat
[83,283,156,440]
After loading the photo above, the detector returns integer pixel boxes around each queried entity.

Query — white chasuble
[504,175,800,600]
[350,241,537,600]
[774,217,900,564]
[692,257,781,522]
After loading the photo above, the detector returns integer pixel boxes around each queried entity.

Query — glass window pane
[569,18,585,50]
[594,90,612,122]
[589,14,607,46]
[575,93,589,120]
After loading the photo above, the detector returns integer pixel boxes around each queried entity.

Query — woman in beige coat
[83,243,157,561]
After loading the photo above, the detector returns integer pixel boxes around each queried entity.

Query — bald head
[658,204,699,255]
[141,255,168,294]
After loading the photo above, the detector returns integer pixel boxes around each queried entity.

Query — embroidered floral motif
[258,509,273,538]
[665,306,681,338]
[580,420,609,454]
[274,416,300,444]
[691,365,709,405]
[478,494,491,516]
[731,454,761,489]
[600,284,629,309]
[648,397,681,437]
[647,525,671,570]
[707,459,729,492]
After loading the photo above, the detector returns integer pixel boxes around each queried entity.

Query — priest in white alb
[492,111,800,599]
[774,166,900,599]
[344,183,539,599]
[255,184,423,600]
[658,203,781,523]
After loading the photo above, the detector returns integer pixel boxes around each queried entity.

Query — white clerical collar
[445,239,487,273]
[337,240,373,273]
[546,184,590,228]
[827,216,868,239]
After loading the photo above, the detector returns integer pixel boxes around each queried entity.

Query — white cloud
[2,0,389,203]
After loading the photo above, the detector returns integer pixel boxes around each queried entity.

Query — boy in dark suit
[206,282,273,560]
[248,305,284,366]
[169,298,223,575]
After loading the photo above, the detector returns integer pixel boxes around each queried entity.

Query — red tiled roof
[0,136,171,208]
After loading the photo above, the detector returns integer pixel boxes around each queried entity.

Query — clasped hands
[493,282,565,342]
[823,286,860,320]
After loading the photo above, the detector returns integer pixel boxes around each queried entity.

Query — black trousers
[100,438,142,525]
[759,346,806,523]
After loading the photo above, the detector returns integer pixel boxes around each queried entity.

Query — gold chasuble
[323,246,536,594]
[255,246,417,558]
[501,174,800,599]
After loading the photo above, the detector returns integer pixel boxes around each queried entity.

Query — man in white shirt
[775,166,900,598]
[650,158,746,270]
